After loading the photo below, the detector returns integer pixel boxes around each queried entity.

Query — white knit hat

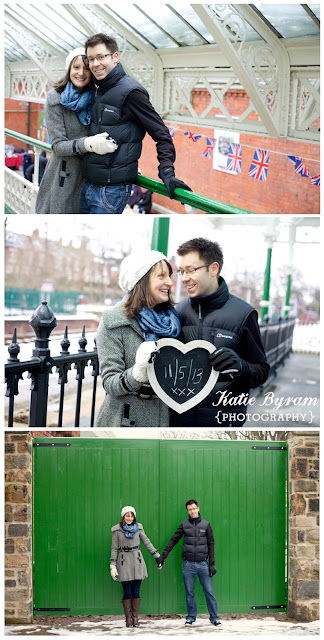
[121,505,136,518]
[65,47,86,70]
[119,250,168,292]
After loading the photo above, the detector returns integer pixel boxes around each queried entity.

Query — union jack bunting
[248,149,270,182]
[294,158,311,178]
[287,154,297,165]
[169,127,176,138]
[311,174,320,186]
[184,131,202,142]
[202,137,216,159]
[226,143,242,173]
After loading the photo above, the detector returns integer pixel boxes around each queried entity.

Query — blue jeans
[182,560,219,623]
[80,181,132,214]
[122,580,141,600]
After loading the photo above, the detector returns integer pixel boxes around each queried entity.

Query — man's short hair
[85,33,119,54]
[186,499,199,509]
[177,237,223,274]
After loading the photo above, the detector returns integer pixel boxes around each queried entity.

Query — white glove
[132,341,158,382]
[110,564,118,580]
[84,132,118,155]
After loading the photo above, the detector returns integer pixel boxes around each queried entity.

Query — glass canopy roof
[4,2,320,63]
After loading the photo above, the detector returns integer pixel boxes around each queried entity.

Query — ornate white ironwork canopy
[4,2,320,142]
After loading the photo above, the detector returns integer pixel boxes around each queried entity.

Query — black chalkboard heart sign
[147,338,219,414]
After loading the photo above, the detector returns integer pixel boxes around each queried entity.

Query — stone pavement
[4,615,320,636]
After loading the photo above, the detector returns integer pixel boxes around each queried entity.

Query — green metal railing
[5,128,255,214]
[5,128,51,153]
[136,174,255,214]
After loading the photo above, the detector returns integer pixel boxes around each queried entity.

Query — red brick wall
[139,89,320,215]
[5,99,41,148]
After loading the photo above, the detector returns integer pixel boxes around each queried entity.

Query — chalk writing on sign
[163,359,204,396]
[147,338,219,414]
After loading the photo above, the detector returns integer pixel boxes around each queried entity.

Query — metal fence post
[5,329,22,428]
[28,301,57,427]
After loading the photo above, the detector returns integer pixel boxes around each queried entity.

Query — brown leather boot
[122,599,133,627]
[131,597,141,627]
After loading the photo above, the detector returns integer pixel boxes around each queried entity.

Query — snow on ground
[4,616,320,636]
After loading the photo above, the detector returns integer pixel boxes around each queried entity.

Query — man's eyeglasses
[176,264,212,276]
[87,53,114,64]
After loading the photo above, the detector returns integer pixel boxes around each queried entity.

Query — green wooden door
[33,438,287,615]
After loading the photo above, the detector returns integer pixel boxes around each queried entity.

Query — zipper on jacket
[198,304,203,340]
[99,105,104,124]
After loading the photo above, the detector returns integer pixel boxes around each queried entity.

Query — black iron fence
[5,301,295,428]
[259,315,295,372]
[5,302,98,428]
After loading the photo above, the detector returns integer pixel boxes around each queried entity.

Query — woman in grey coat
[36,47,117,213]
[96,249,181,427]
[110,505,160,627]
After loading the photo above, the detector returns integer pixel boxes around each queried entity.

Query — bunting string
[168,124,320,185]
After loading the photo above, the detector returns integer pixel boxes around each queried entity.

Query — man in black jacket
[81,33,191,213]
[173,237,269,427]
[156,499,221,626]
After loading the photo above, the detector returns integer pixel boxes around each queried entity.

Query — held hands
[153,551,163,570]
[158,167,192,200]
[209,564,217,577]
[209,348,247,377]
[155,555,164,569]
[84,132,118,155]
[133,341,159,383]
[110,564,118,580]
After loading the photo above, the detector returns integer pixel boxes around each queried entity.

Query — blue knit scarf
[136,307,181,342]
[60,81,94,126]
[123,523,139,539]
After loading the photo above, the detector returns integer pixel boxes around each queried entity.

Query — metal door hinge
[251,446,286,450]
[34,443,71,447]
[34,607,70,611]
[251,605,285,610]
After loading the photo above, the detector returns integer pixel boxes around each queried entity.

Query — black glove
[209,348,247,377]
[156,555,164,567]
[159,167,192,200]
[209,564,217,577]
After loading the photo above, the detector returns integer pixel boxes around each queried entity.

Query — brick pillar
[287,432,319,621]
[5,433,33,624]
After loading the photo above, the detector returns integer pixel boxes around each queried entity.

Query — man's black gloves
[209,564,217,577]
[156,555,164,567]
[209,347,247,377]
[159,167,192,200]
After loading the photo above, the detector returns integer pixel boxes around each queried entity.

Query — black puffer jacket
[160,515,215,563]
[173,277,269,427]
[82,64,147,185]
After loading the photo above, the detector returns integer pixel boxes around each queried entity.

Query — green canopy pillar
[151,217,170,254]
[261,247,272,321]
[260,223,277,321]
